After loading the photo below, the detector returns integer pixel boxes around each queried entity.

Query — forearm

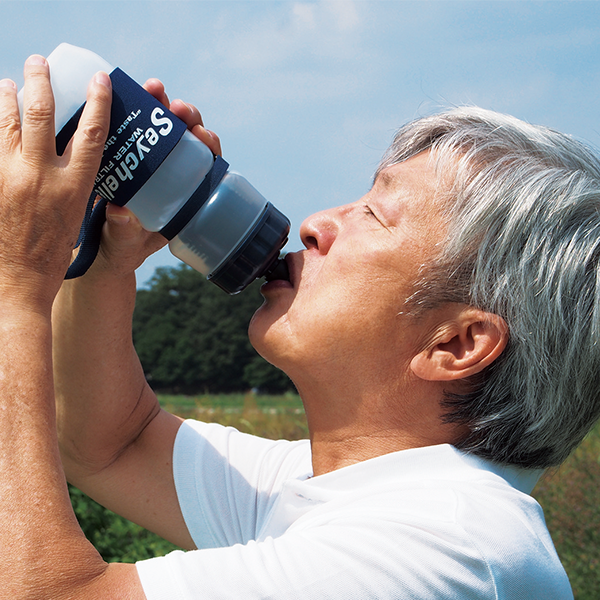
[53,268,160,480]
[0,316,79,542]
[52,80,221,481]
[0,53,147,598]
[0,312,106,597]
[52,265,193,549]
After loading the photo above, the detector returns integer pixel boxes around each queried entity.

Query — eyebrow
[375,170,398,193]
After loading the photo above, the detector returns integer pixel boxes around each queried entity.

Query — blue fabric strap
[64,195,108,280]
[159,155,229,241]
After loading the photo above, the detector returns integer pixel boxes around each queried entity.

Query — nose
[300,206,345,254]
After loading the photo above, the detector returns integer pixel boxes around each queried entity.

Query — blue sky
[3,1,600,287]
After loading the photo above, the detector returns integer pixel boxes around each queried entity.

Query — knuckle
[0,115,21,148]
[79,120,109,146]
[22,99,54,126]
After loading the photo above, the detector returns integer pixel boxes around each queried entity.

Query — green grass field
[71,393,599,598]
[159,391,309,440]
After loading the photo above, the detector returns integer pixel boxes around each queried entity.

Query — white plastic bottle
[19,43,289,293]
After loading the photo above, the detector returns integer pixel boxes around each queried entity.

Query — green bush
[133,265,293,393]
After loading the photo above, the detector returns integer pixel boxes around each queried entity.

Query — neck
[295,375,459,477]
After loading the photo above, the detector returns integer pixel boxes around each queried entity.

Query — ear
[410,307,508,382]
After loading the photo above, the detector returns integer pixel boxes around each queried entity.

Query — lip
[283,253,295,285]
[261,278,293,292]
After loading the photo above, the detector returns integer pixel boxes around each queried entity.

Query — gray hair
[378,107,600,468]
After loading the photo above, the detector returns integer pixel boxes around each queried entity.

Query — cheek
[247,286,339,372]
[247,246,408,365]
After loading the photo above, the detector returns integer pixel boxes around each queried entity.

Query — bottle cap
[208,203,290,294]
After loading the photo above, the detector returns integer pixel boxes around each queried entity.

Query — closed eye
[363,203,391,231]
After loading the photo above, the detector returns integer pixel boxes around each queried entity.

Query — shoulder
[284,445,573,599]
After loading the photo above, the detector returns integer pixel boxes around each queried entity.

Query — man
[1,53,596,597]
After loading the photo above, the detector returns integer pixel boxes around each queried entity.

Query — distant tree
[133,264,293,393]
[244,355,293,391]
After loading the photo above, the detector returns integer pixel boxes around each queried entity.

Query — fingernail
[94,71,111,89]
[26,54,47,67]
[0,79,16,90]
[107,213,131,224]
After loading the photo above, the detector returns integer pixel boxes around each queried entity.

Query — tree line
[133,264,293,393]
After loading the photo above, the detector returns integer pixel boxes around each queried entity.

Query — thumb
[104,204,143,241]
[95,204,167,275]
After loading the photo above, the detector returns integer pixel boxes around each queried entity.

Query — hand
[86,78,222,278]
[0,55,111,312]
[144,78,222,157]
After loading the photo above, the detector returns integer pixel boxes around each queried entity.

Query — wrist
[54,267,137,331]
[0,305,52,343]
[0,278,58,323]
[79,261,138,288]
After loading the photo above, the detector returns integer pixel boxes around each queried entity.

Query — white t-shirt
[136,420,573,599]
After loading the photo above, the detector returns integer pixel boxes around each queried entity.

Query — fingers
[94,204,167,275]
[192,124,222,157]
[104,204,145,246]
[0,58,113,303]
[0,79,20,157]
[104,204,166,256]
[20,55,56,162]
[65,72,112,197]
[169,98,204,128]
[143,78,170,108]
[142,79,222,156]
[169,99,222,156]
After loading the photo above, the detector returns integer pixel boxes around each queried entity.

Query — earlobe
[410,308,508,382]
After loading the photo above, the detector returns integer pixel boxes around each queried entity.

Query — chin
[248,305,294,370]
[248,306,276,359]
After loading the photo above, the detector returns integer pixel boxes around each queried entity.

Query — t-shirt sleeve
[169,419,312,549]
[136,520,491,600]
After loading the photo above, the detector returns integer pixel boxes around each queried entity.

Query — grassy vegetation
[159,391,308,440]
[71,393,599,598]
[533,420,600,600]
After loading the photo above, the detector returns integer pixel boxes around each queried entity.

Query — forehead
[372,152,448,224]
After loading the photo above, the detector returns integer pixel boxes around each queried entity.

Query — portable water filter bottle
[19,43,290,294]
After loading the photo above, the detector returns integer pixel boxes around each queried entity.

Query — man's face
[249,152,447,384]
